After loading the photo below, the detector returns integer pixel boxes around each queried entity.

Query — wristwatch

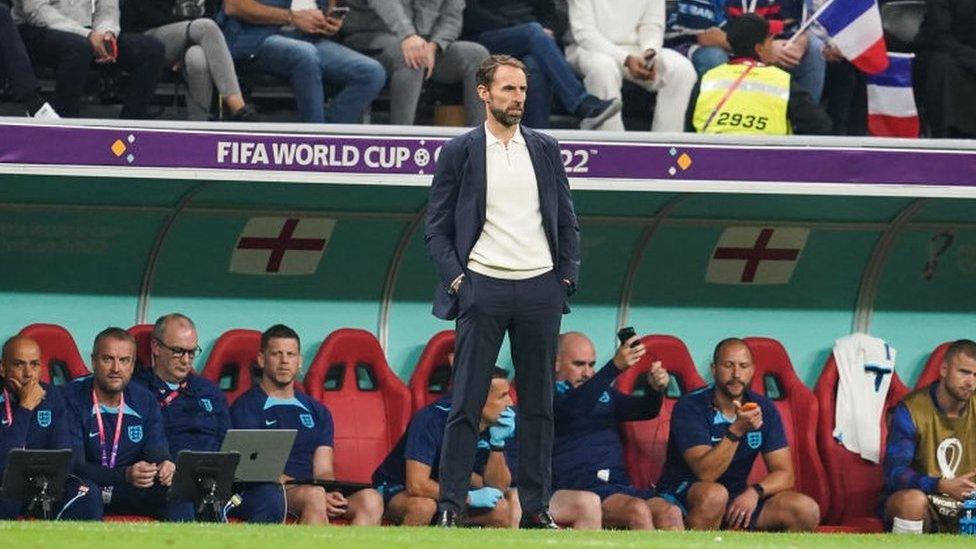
[724,430,742,442]
[751,483,766,500]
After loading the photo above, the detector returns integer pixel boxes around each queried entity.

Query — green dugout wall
[1,120,974,387]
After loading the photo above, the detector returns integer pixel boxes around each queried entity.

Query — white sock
[892,516,924,534]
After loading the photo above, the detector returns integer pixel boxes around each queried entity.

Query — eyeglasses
[154,338,201,361]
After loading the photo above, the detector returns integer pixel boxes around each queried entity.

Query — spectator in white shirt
[565,0,697,132]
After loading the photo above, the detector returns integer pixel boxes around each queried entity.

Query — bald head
[556,332,597,388]
[1,335,42,384]
[557,331,593,356]
[151,313,200,383]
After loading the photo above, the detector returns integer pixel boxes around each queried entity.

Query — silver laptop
[220,429,297,483]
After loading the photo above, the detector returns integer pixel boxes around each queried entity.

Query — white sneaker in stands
[32,102,60,119]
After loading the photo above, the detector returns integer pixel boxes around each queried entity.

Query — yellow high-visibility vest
[693,61,791,135]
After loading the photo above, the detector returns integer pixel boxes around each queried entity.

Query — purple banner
[1,123,975,187]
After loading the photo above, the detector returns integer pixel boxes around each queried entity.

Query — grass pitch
[2,522,974,549]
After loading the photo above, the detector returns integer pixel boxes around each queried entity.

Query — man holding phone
[219,0,385,123]
[550,330,683,531]
[13,0,166,118]
[564,0,696,132]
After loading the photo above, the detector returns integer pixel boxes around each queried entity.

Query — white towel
[832,333,896,463]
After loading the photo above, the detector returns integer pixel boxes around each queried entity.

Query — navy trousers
[438,270,563,516]
[227,482,285,523]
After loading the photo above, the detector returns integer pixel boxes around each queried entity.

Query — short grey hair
[152,313,197,342]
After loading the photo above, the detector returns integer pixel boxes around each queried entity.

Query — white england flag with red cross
[706,227,809,285]
[230,217,336,275]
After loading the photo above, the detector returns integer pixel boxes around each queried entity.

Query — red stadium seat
[304,328,411,484]
[128,324,154,371]
[17,323,90,385]
[406,330,519,409]
[743,337,830,520]
[200,329,262,405]
[408,330,455,412]
[914,341,950,389]
[813,354,909,532]
[616,335,708,489]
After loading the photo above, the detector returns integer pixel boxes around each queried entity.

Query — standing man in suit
[425,54,581,529]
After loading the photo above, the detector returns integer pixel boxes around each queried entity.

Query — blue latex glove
[488,406,516,448]
[468,486,504,509]
[476,438,490,450]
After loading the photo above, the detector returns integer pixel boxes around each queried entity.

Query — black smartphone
[643,49,656,70]
[327,5,349,18]
[617,326,638,347]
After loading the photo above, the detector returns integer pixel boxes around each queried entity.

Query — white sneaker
[32,102,60,119]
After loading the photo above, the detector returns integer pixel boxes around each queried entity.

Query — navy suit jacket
[425,124,581,320]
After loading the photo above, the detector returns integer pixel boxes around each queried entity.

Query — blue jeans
[471,22,588,128]
[792,34,825,104]
[692,34,826,103]
[691,46,730,76]
[252,32,385,123]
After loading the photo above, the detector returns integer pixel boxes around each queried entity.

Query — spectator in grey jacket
[344,0,490,126]
[122,0,255,120]
[13,0,166,118]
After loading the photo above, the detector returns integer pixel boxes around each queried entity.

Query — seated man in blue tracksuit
[64,327,194,521]
[230,324,382,525]
[657,337,819,531]
[0,336,99,520]
[552,331,683,530]
[373,366,515,527]
[131,313,283,523]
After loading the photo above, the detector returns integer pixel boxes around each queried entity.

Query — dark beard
[717,380,746,401]
[490,105,522,127]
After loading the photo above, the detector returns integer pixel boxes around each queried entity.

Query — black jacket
[462,0,563,38]
[122,0,220,33]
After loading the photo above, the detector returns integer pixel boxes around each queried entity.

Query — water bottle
[961,497,976,535]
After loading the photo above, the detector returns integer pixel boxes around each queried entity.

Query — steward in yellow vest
[685,14,831,135]
[883,339,976,533]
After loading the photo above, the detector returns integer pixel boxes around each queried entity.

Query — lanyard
[701,62,757,132]
[92,389,125,469]
[2,388,11,427]
[160,380,188,408]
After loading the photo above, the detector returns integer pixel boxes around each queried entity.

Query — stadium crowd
[0,0,974,137]
[1,314,974,533]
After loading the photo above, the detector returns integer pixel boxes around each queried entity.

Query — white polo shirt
[467,124,554,280]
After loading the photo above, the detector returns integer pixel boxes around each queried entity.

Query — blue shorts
[659,482,765,531]
[577,480,656,502]
[374,482,405,506]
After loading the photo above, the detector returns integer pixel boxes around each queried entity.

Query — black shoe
[519,509,560,529]
[226,104,258,122]
[430,508,460,527]
[576,96,623,130]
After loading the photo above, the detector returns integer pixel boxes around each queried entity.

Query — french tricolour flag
[814,0,889,74]
[866,53,920,137]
